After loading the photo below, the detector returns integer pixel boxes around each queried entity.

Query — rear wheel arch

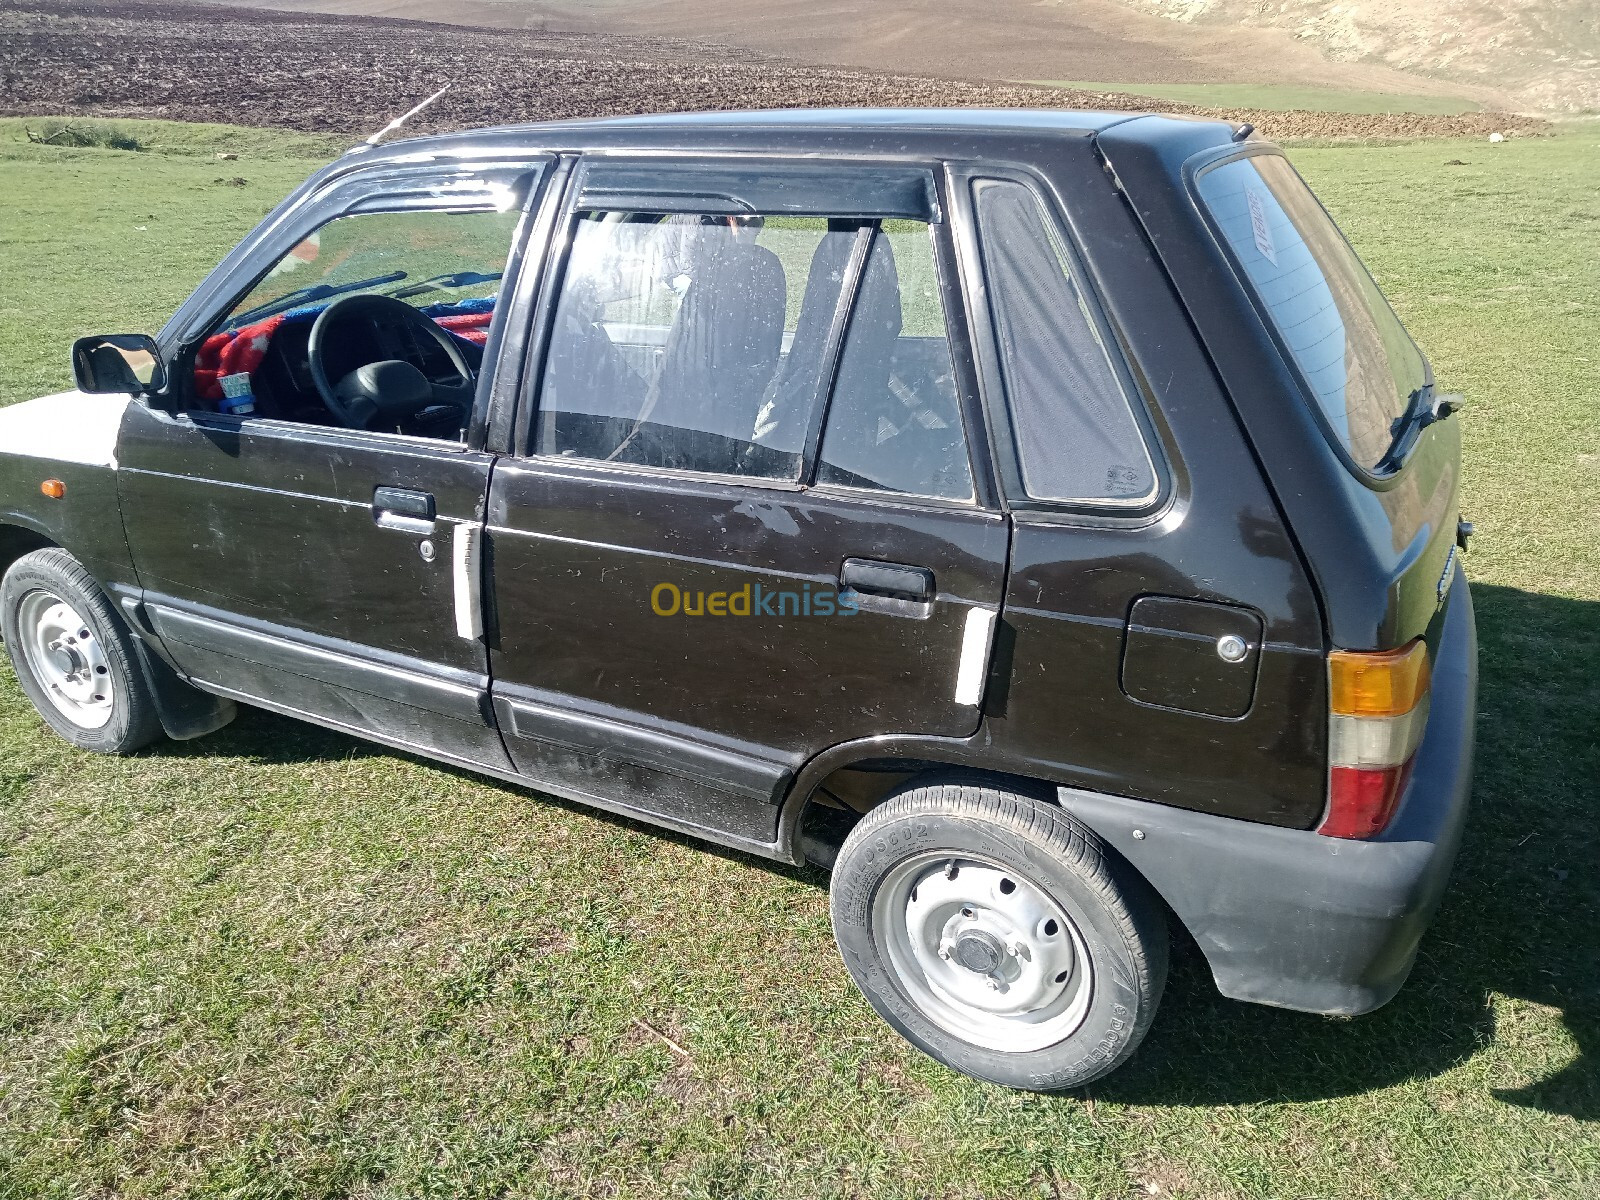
[786,754,1190,969]
[785,747,1063,869]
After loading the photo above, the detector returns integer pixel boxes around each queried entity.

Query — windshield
[221,209,520,330]
[1196,153,1430,472]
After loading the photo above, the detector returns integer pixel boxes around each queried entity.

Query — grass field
[1023,81,1485,115]
[1,117,1597,1199]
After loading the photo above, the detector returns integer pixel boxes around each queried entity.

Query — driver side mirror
[71,334,167,396]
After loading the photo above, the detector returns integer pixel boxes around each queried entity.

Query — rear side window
[1196,154,1430,472]
[535,209,975,501]
[535,212,844,480]
[973,180,1157,506]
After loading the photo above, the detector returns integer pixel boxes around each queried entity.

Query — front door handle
[373,486,436,534]
[840,557,935,616]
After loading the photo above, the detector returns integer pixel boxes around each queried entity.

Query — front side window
[535,212,854,480]
[1196,153,1430,472]
[195,206,523,436]
[222,209,519,331]
[815,222,974,501]
[974,179,1157,506]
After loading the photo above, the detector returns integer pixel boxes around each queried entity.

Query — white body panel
[0,391,129,469]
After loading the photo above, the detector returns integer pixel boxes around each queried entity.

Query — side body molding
[493,685,803,844]
[142,596,512,770]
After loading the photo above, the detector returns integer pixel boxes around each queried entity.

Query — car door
[117,159,552,769]
[485,159,1010,846]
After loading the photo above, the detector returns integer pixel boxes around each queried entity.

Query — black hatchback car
[0,109,1476,1090]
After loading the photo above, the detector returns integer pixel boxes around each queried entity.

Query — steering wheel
[307,293,475,430]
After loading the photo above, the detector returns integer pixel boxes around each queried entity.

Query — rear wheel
[829,779,1167,1090]
[2,547,162,754]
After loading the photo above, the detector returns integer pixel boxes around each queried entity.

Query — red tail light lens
[1320,763,1413,839]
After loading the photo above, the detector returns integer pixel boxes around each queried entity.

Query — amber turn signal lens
[40,479,65,500]
[1329,640,1430,718]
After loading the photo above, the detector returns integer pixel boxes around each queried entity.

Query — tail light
[1319,640,1431,839]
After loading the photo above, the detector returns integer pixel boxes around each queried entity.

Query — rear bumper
[1060,567,1478,1015]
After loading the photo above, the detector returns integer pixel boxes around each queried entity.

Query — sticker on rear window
[1246,187,1278,265]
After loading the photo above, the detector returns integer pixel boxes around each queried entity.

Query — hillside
[174,0,1592,112]
[0,1,1544,141]
[176,0,1501,105]
[1130,0,1598,113]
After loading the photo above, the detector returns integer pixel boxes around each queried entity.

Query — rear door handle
[373,486,436,534]
[840,557,935,615]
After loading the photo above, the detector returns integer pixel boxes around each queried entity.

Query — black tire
[1,547,163,754]
[829,778,1167,1091]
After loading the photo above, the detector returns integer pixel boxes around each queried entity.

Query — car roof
[480,108,1148,135]
[363,107,1230,162]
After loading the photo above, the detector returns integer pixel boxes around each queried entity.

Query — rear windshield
[1196,153,1430,472]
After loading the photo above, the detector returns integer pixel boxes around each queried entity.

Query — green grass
[16,118,150,152]
[0,119,344,408]
[1025,81,1484,115]
[1,119,1598,1198]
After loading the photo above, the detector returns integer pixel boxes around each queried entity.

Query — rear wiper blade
[386,270,503,300]
[228,271,408,326]
[1402,382,1464,431]
[1380,383,1463,469]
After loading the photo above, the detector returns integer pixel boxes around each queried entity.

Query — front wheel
[1,547,163,754]
[829,779,1167,1091]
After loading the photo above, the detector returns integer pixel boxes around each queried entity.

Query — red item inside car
[193,307,494,402]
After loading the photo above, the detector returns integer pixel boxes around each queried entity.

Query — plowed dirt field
[0,2,1545,142]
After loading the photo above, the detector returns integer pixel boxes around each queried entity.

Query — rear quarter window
[1196,153,1430,473]
[972,179,1158,507]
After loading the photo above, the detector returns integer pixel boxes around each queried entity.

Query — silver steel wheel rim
[872,851,1094,1054]
[16,590,114,730]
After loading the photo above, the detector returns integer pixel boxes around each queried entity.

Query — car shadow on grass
[150,582,1597,1118]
